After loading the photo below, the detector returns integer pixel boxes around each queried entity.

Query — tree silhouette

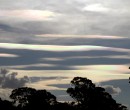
[67,77,128,110]
[26,89,57,110]
[10,87,36,108]
[0,98,15,110]
[0,76,128,110]
[10,87,57,110]
[52,102,75,110]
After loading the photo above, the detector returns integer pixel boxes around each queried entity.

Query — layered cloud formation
[0,0,130,43]
[0,0,130,108]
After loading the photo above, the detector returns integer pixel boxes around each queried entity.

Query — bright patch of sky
[83,3,109,12]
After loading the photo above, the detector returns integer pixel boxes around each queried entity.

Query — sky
[0,0,130,108]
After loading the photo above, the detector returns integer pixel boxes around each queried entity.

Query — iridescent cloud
[0,53,19,57]
[0,10,59,22]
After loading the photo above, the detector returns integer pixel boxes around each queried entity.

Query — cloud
[0,53,19,57]
[1,42,130,52]
[0,88,12,100]
[0,43,109,51]
[0,46,130,71]
[0,0,130,107]
[83,4,109,12]
[29,76,68,83]
[101,79,130,108]
[0,0,130,38]
[102,85,121,95]
[36,34,125,39]
[0,69,29,89]
[0,10,58,22]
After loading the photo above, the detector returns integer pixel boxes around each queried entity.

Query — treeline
[0,77,128,110]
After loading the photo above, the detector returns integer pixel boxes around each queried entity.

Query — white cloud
[83,4,109,12]
[102,85,121,95]
[36,34,125,39]
[0,53,19,57]
[0,43,130,53]
[0,43,109,51]
[1,63,55,70]
[0,10,58,22]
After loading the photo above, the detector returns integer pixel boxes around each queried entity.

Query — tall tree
[67,77,128,110]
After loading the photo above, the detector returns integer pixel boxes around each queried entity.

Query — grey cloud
[1,0,129,14]
[19,21,61,34]
[29,37,130,49]
[0,0,82,13]
[0,23,33,34]
[48,57,130,66]
[0,48,129,70]
[0,0,43,10]
[16,66,74,70]
[0,23,36,43]
[102,85,121,95]
[0,69,29,89]
[0,33,130,48]
[0,0,130,37]
[29,76,68,83]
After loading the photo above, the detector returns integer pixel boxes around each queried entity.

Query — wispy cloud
[0,53,19,57]
[36,34,125,39]
[0,10,59,22]
[0,43,130,53]
[0,43,109,51]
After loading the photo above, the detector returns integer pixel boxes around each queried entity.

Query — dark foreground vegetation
[0,77,128,110]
